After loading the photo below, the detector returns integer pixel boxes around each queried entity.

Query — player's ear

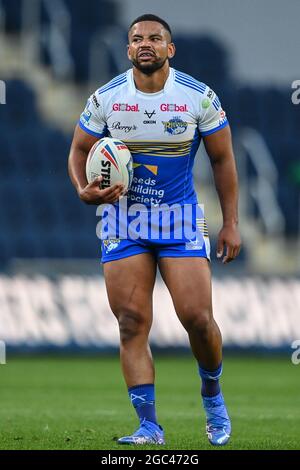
[167,42,176,60]
[127,44,132,61]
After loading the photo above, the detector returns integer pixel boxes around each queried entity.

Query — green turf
[0,354,299,450]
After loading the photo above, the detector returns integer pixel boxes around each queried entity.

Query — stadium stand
[0,79,101,263]
[0,0,299,266]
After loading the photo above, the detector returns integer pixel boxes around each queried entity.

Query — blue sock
[128,383,157,424]
[198,362,222,397]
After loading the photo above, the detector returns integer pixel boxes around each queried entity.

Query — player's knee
[117,307,148,342]
[182,306,212,337]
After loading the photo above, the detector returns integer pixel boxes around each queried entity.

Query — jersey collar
[127,67,174,97]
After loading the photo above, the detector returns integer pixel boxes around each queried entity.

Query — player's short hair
[129,14,172,40]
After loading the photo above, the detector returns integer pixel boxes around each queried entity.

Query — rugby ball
[86,137,133,190]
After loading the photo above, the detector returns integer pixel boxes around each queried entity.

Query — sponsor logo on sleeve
[92,94,100,108]
[219,110,227,126]
[207,89,215,100]
[80,103,92,124]
[202,98,211,109]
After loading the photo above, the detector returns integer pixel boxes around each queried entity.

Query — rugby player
[68,14,241,446]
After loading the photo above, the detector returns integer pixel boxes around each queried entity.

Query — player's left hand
[216,224,241,264]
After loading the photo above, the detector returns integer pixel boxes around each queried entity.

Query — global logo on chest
[162,116,188,135]
[160,103,188,112]
[112,103,139,112]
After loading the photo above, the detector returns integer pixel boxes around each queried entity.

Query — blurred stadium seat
[2,0,22,33]
[172,35,230,91]
[0,75,101,262]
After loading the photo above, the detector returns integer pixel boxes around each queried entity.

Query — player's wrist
[222,219,239,228]
[78,187,94,203]
[78,187,86,198]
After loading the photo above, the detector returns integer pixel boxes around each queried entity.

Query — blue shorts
[100,204,210,263]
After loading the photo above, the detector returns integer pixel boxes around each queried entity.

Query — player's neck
[132,64,170,93]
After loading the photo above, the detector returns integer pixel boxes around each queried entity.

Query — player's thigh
[158,257,212,324]
[103,253,157,322]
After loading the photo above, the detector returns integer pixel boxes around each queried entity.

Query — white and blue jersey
[79,68,228,262]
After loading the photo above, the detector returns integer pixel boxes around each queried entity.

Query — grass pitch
[0,354,299,450]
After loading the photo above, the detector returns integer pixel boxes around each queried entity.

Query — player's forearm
[68,148,89,193]
[204,126,239,227]
[211,157,239,226]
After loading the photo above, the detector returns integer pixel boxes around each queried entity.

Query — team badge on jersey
[103,239,121,253]
[162,116,188,135]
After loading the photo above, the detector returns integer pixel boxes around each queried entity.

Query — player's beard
[131,56,168,75]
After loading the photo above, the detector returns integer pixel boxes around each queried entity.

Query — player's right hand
[78,176,125,205]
